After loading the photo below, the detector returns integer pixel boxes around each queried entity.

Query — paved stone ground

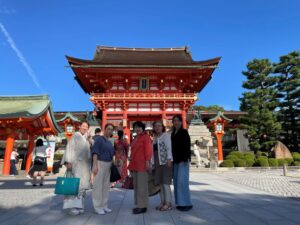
[1,171,300,225]
[215,170,300,198]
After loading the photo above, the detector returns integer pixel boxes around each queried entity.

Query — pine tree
[239,59,281,152]
[274,51,300,151]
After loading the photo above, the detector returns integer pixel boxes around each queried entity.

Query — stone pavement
[215,170,300,198]
[0,171,300,225]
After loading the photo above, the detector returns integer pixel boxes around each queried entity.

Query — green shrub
[220,160,234,167]
[256,151,268,158]
[285,158,294,166]
[225,155,238,161]
[292,152,300,161]
[234,159,246,167]
[256,157,269,167]
[278,159,287,166]
[228,151,243,159]
[245,159,255,167]
[244,152,255,160]
[268,158,278,167]
[293,161,300,166]
[54,153,64,161]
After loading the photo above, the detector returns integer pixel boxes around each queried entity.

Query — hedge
[225,155,238,161]
[234,159,246,167]
[256,157,269,167]
[268,158,278,167]
[220,160,234,167]
[293,161,300,166]
[292,152,300,161]
[285,158,294,165]
[256,151,268,158]
[245,159,255,167]
[278,159,287,166]
[229,151,244,159]
[244,152,255,160]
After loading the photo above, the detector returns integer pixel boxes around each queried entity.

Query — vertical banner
[45,141,55,172]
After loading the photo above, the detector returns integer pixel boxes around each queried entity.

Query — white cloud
[0,22,44,92]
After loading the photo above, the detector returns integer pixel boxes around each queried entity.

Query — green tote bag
[54,173,80,196]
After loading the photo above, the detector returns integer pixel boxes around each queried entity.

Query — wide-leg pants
[132,171,149,208]
[92,161,112,210]
[173,162,192,206]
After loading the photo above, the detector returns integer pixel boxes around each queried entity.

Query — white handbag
[63,196,83,209]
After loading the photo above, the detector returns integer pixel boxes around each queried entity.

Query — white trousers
[92,161,112,210]
[194,150,201,166]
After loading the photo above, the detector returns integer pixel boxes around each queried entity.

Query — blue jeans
[10,159,16,175]
[173,162,192,206]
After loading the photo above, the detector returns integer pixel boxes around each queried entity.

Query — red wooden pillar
[25,136,35,174]
[2,133,15,176]
[216,133,224,161]
[102,110,107,132]
[182,110,187,129]
[123,108,130,142]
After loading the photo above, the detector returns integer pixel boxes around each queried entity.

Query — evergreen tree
[239,59,281,152]
[193,105,225,112]
[274,51,300,151]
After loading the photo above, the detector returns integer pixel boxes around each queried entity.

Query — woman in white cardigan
[152,121,173,211]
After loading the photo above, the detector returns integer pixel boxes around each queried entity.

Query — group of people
[59,114,193,216]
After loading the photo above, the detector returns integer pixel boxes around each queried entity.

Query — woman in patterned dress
[114,130,129,184]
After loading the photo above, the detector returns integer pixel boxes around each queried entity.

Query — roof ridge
[96,45,188,52]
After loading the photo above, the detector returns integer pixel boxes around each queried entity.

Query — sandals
[160,204,172,211]
[155,203,164,210]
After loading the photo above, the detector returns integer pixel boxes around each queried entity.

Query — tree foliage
[192,105,225,112]
[274,51,300,151]
[239,59,282,152]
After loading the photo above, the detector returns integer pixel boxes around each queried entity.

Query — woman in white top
[61,121,92,216]
[152,121,173,211]
[31,138,48,186]
[10,149,19,176]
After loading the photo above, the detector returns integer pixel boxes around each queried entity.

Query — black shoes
[176,205,193,211]
[132,208,147,214]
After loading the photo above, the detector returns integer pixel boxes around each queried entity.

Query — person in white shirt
[193,140,201,168]
[10,149,19,176]
[31,138,48,186]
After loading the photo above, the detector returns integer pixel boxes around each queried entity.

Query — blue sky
[0,0,299,111]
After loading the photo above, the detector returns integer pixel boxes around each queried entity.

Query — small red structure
[208,111,232,162]
[0,95,61,175]
[66,46,221,140]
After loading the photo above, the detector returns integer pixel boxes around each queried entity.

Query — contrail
[0,22,44,92]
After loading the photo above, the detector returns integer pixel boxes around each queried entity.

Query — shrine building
[66,46,221,140]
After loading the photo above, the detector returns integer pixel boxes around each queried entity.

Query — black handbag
[110,164,121,182]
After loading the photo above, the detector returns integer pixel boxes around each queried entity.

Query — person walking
[152,121,173,211]
[114,130,129,184]
[61,121,92,216]
[171,115,193,211]
[10,148,19,176]
[128,121,152,214]
[91,123,115,215]
[31,139,48,186]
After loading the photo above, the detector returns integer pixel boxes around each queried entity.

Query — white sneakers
[104,208,112,213]
[68,208,80,216]
[95,209,106,215]
[68,207,112,216]
[95,208,112,215]
[68,208,84,216]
